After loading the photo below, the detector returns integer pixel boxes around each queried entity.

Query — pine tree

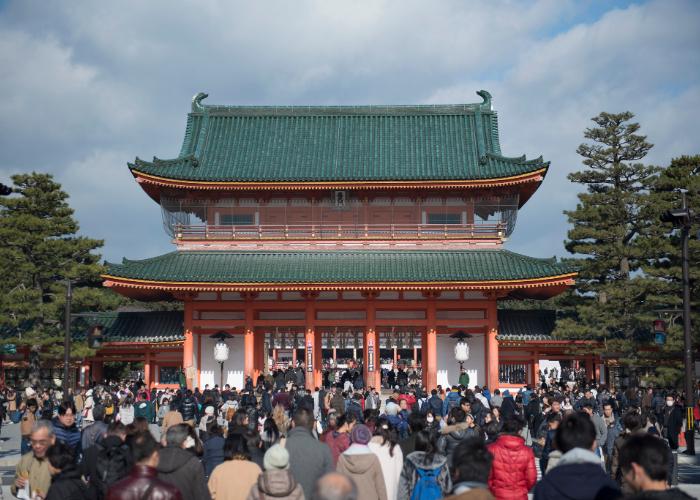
[554,112,660,383]
[0,173,122,388]
[635,155,700,385]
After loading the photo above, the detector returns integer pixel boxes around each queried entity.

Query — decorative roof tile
[129,91,548,184]
[104,250,573,284]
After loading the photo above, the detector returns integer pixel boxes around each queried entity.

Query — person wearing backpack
[398,430,451,500]
[82,422,132,500]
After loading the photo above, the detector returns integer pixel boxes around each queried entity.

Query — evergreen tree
[554,112,660,383]
[636,155,700,385]
[0,173,122,388]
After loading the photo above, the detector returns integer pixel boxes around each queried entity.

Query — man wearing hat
[336,424,387,500]
[247,444,304,500]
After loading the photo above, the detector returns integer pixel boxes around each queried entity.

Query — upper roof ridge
[187,90,495,117]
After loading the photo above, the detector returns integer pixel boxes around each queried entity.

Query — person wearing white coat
[368,417,404,500]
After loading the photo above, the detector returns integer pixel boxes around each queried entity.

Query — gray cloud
[0,0,698,263]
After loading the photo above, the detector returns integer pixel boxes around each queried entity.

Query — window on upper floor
[220,213,255,225]
[426,212,462,225]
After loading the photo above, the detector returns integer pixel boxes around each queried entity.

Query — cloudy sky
[1,0,698,264]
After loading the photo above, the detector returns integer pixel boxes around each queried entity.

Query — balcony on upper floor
[161,192,519,246]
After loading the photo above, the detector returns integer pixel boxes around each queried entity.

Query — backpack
[410,467,442,500]
[94,443,132,499]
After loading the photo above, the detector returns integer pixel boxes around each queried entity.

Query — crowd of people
[5,367,698,500]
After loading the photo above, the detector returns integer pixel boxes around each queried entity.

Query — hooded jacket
[533,447,621,500]
[157,447,211,500]
[45,465,90,500]
[246,470,304,500]
[487,435,536,500]
[397,450,452,500]
[336,444,387,500]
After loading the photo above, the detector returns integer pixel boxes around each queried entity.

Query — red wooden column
[253,329,266,380]
[531,350,540,387]
[423,293,437,389]
[303,292,321,390]
[363,292,380,389]
[486,297,499,390]
[144,350,152,388]
[183,300,195,389]
[244,299,255,381]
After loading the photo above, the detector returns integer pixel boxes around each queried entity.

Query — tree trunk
[27,345,41,389]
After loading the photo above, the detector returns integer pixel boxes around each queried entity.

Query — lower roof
[74,309,557,345]
[103,249,575,300]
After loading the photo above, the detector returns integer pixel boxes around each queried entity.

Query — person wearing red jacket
[487,416,536,500]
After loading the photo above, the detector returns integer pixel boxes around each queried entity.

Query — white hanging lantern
[214,340,230,363]
[454,340,470,362]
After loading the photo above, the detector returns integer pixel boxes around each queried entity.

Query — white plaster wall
[197,335,245,390]
[436,334,485,389]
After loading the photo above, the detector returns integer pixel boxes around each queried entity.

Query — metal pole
[63,279,72,394]
[681,193,695,455]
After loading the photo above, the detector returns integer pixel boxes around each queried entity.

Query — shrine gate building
[100,91,580,392]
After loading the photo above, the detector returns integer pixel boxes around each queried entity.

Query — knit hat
[350,424,372,445]
[25,387,36,398]
[263,444,290,470]
[385,402,399,416]
[204,406,215,415]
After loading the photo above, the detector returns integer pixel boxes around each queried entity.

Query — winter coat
[162,410,184,435]
[323,431,350,466]
[52,418,81,455]
[179,396,199,422]
[443,391,462,416]
[438,422,481,467]
[444,483,495,500]
[246,470,305,500]
[336,444,387,500]
[330,393,345,415]
[208,459,262,500]
[45,465,90,500]
[134,400,154,422]
[286,427,334,499]
[534,447,620,500]
[368,436,403,500]
[202,435,225,477]
[81,420,108,451]
[397,451,452,500]
[118,405,134,425]
[107,465,181,500]
[498,397,518,420]
[157,447,212,500]
[487,435,536,500]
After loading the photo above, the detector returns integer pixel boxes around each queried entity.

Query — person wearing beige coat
[336,425,387,500]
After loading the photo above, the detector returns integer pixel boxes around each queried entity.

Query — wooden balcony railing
[173,223,507,241]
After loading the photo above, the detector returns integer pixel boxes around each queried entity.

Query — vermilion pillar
[364,328,380,389]
[183,300,195,389]
[486,299,499,390]
[304,295,322,390]
[244,300,255,382]
[254,329,266,380]
[92,361,103,384]
[423,296,437,389]
[144,350,152,388]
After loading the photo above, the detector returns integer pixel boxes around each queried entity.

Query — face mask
[426,416,434,423]
[666,400,674,407]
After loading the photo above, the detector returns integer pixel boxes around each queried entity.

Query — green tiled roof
[72,311,184,343]
[128,91,548,183]
[105,250,573,284]
[497,310,556,341]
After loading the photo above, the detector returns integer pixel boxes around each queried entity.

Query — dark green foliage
[554,112,698,387]
[0,173,123,387]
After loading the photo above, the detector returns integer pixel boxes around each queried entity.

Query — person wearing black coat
[202,427,225,477]
[46,442,90,500]
[663,396,684,450]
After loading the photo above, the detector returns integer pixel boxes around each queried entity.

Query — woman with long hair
[260,416,281,450]
[397,430,451,500]
[117,396,134,425]
[369,416,403,500]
